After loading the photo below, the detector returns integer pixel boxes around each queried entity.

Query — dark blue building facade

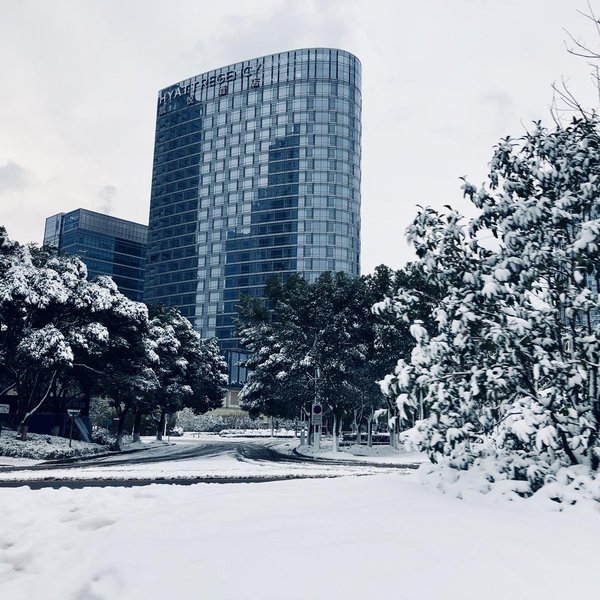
[145,48,361,393]
[43,209,147,302]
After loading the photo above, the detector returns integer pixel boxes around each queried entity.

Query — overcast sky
[0,0,598,273]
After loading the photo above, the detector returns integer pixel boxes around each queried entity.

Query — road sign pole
[314,424,321,450]
[311,403,323,449]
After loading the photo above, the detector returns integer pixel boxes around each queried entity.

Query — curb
[292,446,421,469]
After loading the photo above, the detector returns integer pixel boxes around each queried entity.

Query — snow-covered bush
[418,454,600,507]
[90,427,116,447]
[218,428,296,438]
[175,408,295,432]
[0,430,107,460]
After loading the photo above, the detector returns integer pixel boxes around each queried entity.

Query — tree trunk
[332,412,339,452]
[51,377,61,437]
[132,410,142,443]
[51,409,61,436]
[156,411,165,441]
[367,418,373,448]
[18,424,28,442]
[115,413,126,451]
[17,371,58,442]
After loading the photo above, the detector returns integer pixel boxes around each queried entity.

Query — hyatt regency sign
[158,62,263,106]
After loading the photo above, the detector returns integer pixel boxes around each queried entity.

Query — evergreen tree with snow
[238,272,395,449]
[147,305,227,440]
[381,117,600,496]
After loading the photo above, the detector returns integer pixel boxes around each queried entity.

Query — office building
[145,48,361,402]
[44,208,148,302]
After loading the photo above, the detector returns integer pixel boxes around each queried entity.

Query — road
[0,436,421,489]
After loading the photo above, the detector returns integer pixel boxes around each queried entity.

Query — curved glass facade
[145,48,361,352]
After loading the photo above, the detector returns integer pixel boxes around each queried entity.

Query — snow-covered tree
[381,117,600,495]
[237,293,312,419]
[147,306,227,440]
[0,242,116,439]
[368,263,443,445]
[84,276,156,449]
[186,336,228,414]
[239,272,392,449]
[0,227,225,447]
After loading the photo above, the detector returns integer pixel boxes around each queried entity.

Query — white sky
[0,0,598,274]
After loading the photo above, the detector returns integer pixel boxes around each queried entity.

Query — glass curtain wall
[146,47,361,368]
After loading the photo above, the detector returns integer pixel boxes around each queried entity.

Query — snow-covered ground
[0,437,598,598]
[292,438,428,464]
[1,473,598,600]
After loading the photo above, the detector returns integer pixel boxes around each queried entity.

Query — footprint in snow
[77,517,117,531]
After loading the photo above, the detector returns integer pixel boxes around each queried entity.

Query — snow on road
[1,473,598,600]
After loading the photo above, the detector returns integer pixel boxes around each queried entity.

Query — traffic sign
[0,404,9,414]
[311,403,323,426]
[67,409,80,417]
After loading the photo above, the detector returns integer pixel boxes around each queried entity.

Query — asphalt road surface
[0,437,420,489]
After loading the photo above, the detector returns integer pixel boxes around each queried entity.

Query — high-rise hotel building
[145,48,361,383]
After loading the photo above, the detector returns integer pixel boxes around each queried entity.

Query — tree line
[0,230,227,447]
[236,267,439,448]
[238,116,600,491]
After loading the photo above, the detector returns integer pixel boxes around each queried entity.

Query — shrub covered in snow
[419,455,600,508]
[218,428,295,438]
[175,408,296,432]
[0,430,107,460]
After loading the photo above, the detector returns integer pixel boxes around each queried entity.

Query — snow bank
[295,440,428,464]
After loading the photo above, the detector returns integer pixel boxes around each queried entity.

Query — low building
[44,208,148,301]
